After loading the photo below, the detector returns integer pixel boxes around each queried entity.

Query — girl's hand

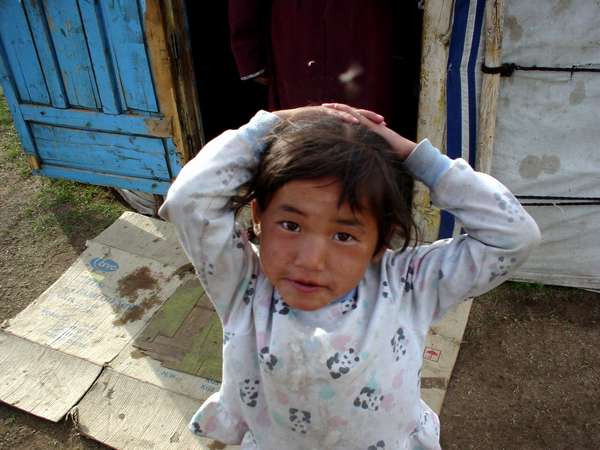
[272,104,383,127]
[273,105,366,123]
[322,103,417,160]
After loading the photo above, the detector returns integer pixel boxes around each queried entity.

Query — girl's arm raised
[397,139,541,324]
[159,110,279,323]
[323,103,541,324]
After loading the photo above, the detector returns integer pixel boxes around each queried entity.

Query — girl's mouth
[287,278,323,293]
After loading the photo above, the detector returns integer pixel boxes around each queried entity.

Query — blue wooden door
[0,0,200,193]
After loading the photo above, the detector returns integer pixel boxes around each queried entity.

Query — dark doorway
[391,2,424,140]
[184,2,423,142]
[184,1,269,142]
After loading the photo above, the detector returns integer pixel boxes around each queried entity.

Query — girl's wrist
[395,137,417,160]
[381,129,416,160]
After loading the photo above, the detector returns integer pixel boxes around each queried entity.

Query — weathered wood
[0,46,37,154]
[32,123,171,180]
[23,0,68,108]
[79,0,122,114]
[20,103,172,137]
[414,0,455,243]
[38,165,173,194]
[27,154,41,170]
[99,0,159,112]
[0,1,49,103]
[0,0,187,192]
[144,0,187,166]
[165,138,183,178]
[477,0,505,174]
[43,0,100,109]
[161,0,205,158]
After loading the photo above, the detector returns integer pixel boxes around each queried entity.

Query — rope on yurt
[482,63,600,77]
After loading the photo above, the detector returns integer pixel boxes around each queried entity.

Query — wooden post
[414,0,454,243]
[144,0,204,165]
[162,0,205,155]
[477,0,506,174]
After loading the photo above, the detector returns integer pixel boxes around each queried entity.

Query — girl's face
[252,178,380,311]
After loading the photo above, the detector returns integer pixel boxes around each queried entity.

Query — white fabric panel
[492,0,600,196]
[492,71,600,197]
[502,0,600,65]
[489,0,600,288]
[513,205,600,289]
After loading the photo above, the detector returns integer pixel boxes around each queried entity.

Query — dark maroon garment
[229,0,394,120]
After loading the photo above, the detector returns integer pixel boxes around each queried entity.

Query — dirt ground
[1,113,599,449]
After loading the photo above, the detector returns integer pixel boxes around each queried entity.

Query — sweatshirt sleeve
[159,110,280,323]
[391,139,541,324]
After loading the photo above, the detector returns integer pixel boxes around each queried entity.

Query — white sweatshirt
[159,110,540,450]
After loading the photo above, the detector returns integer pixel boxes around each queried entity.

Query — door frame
[145,0,204,167]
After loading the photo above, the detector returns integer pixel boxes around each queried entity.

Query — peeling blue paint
[0,0,184,194]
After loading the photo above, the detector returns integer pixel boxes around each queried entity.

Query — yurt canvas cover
[417,0,600,290]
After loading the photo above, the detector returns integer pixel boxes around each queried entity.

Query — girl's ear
[251,200,262,238]
[250,199,261,226]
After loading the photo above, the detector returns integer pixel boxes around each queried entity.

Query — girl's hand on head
[273,105,361,124]
[321,103,417,160]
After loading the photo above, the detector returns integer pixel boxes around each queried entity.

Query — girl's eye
[334,232,355,242]
[280,221,300,232]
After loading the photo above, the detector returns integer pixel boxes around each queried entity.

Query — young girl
[159,104,540,449]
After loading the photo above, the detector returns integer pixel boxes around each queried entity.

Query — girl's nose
[294,236,327,271]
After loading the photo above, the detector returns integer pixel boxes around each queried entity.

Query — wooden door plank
[32,123,171,179]
[0,1,49,103]
[414,0,455,242]
[143,0,191,175]
[23,0,68,108]
[100,0,159,113]
[79,0,122,114]
[39,165,172,193]
[43,0,100,109]
[159,0,205,159]
[21,103,171,137]
[164,137,183,178]
[0,48,37,155]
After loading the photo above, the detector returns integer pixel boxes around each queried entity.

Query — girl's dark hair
[233,110,416,253]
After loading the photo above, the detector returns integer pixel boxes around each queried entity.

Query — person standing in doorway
[228,0,395,123]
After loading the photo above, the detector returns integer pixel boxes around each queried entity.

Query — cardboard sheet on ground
[133,278,223,382]
[0,212,471,449]
[0,332,101,422]
[0,212,189,423]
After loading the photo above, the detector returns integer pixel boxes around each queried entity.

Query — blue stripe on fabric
[467,0,486,168]
[446,0,469,161]
[438,210,456,240]
[441,0,469,238]
[440,0,486,239]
